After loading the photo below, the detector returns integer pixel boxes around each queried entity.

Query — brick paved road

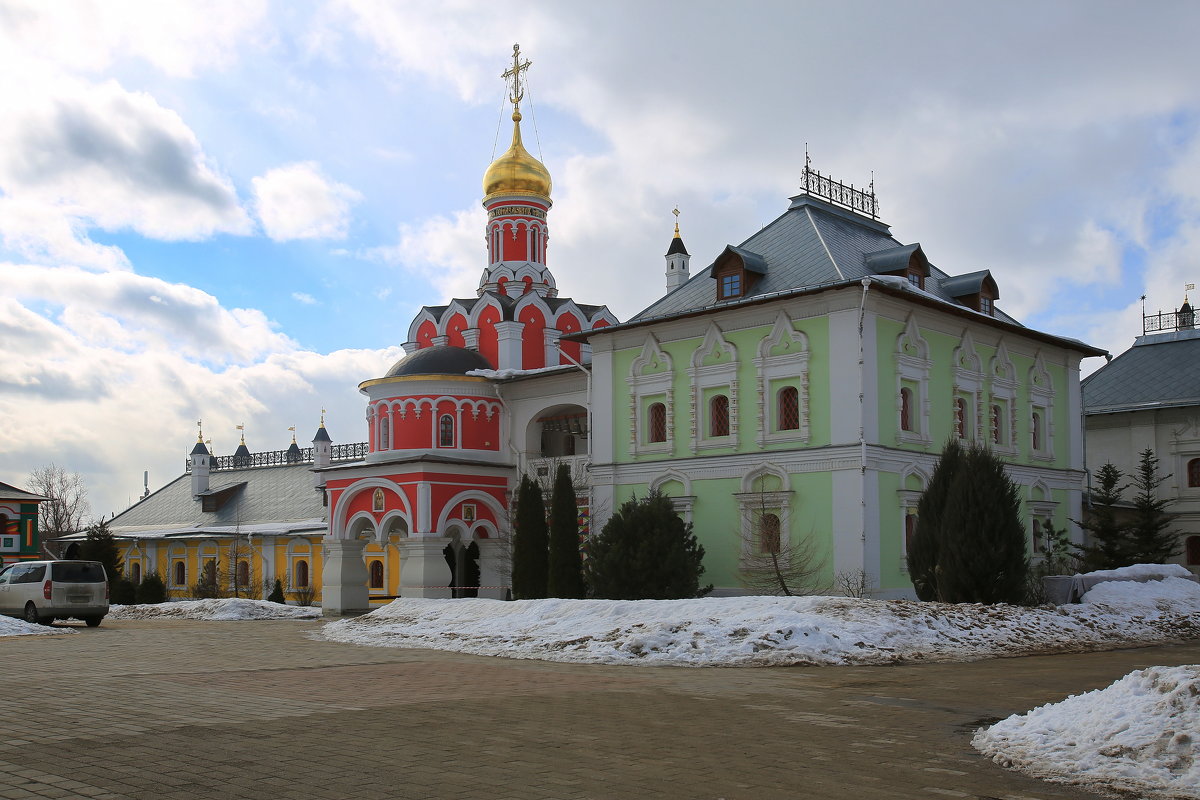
[2,619,1197,800]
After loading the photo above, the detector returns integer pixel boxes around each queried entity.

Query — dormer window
[980,294,994,316]
[941,269,1000,316]
[709,245,767,302]
[866,243,929,289]
[907,270,923,289]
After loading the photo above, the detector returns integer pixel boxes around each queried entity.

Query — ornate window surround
[988,339,1018,455]
[689,323,738,453]
[952,329,984,443]
[895,314,932,446]
[896,465,928,572]
[734,464,793,565]
[755,312,810,447]
[1028,351,1055,461]
[628,335,674,457]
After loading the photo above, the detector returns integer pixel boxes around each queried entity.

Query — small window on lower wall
[173,561,185,586]
[369,559,384,589]
[295,560,309,588]
[1188,458,1200,488]
[758,513,781,554]
[131,562,141,585]
[648,402,667,443]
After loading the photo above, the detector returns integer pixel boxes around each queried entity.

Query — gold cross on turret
[502,43,531,113]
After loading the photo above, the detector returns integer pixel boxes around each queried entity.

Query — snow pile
[108,599,321,621]
[466,365,573,379]
[0,615,74,637]
[319,578,1200,666]
[1080,563,1194,581]
[974,665,1200,799]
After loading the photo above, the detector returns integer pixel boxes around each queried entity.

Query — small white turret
[312,413,332,490]
[190,427,211,499]
[665,209,690,293]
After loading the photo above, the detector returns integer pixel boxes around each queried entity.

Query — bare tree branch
[27,464,91,556]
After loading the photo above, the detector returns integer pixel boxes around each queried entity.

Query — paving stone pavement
[2,618,1197,800]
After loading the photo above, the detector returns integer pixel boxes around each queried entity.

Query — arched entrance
[442,526,481,598]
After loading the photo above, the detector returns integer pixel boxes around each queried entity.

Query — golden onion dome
[483,111,552,200]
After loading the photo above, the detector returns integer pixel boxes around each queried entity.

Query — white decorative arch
[406,307,441,345]
[331,479,414,539]
[434,489,508,535]
[987,338,1018,452]
[344,511,379,541]
[650,469,696,524]
[1028,350,1055,460]
[735,462,794,562]
[631,334,672,377]
[467,294,507,328]
[740,462,791,494]
[378,509,411,542]
[952,328,985,442]
[690,322,737,369]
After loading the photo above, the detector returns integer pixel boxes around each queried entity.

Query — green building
[583,168,1105,598]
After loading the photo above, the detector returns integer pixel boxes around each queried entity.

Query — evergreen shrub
[135,572,167,604]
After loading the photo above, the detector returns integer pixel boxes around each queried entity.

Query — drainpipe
[858,278,872,563]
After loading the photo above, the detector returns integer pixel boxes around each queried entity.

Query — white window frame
[628,335,674,457]
[895,314,932,446]
[755,312,811,446]
[689,323,738,453]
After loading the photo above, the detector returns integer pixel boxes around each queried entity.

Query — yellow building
[63,426,407,607]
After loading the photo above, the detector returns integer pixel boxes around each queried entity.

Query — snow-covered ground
[319,575,1200,667]
[974,665,1200,799]
[108,599,321,621]
[0,615,72,636]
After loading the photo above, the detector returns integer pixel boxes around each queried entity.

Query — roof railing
[185,442,368,472]
[800,155,879,220]
[1142,306,1195,335]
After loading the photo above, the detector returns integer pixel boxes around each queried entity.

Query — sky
[2,0,1199,520]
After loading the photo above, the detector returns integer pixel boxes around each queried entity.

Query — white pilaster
[475,539,509,600]
[495,321,524,369]
[320,537,370,615]
[398,538,453,598]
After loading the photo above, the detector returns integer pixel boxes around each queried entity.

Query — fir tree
[1128,449,1180,564]
[908,439,964,601]
[511,475,549,599]
[79,518,123,586]
[267,578,286,604]
[547,465,585,598]
[584,490,711,600]
[1075,463,1132,570]
[935,444,1028,604]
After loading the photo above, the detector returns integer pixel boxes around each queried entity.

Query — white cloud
[252,161,362,241]
[370,208,486,301]
[292,292,318,305]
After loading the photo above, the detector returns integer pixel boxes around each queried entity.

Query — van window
[51,562,106,583]
[15,565,46,583]
[0,566,11,584]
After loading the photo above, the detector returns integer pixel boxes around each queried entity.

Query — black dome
[385,345,492,378]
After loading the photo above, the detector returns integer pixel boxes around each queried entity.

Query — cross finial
[502,43,532,115]
[197,419,204,443]
[672,206,680,236]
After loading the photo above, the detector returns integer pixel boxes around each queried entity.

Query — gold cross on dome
[502,43,531,111]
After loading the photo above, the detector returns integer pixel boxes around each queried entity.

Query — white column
[544,327,562,367]
[475,539,509,600]
[398,538,453,598]
[320,537,370,616]
[495,321,524,369]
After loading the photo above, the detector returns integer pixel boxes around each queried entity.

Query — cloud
[252,161,362,241]
[369,208,486,301]
[292,292,318,305]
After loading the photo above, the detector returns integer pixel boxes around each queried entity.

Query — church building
[92,47,1105,611]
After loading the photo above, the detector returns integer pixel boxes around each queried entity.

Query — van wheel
[84,616,103,628]
[23,602,44,625]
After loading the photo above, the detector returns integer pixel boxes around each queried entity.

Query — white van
[0,560,109,626]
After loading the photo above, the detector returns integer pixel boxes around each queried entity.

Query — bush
[135,572,167,604]
[110,577,136,605]
[79,518,123,586]
[585,490,711,600]
[267,578,286,604]
[1075,462,1132,570]
[547,465,585,599]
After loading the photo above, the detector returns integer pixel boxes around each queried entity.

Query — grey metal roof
[1083,329,1200,414]
[941,269,997,300]
[666,234,688,256]
[109,463,326,533]
[631,194,1020,325]
[384,345,492,377]
[0,481,47,503]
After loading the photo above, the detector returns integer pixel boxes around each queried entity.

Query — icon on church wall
[372,488,385,513]
[462,504,476,523]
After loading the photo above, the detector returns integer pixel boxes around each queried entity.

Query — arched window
[954,397,967,439]
[379,412,390,450]
[777,386,800,431]
[439,414,455,448]
[1031,410,1043,451]
[900,387,913,432]
[131,562,141,585]
[710,394,730,437]
[1187,536,1200,566]
[295,560,309,588]
[369,560,384,589]
[1188,458,1200,488]
[236,560,249,589]
[758,513,781,554]
[648,402,667,443]
[990,404,1002,444]
[1031,518,1043,554]
[173,561,185,586]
